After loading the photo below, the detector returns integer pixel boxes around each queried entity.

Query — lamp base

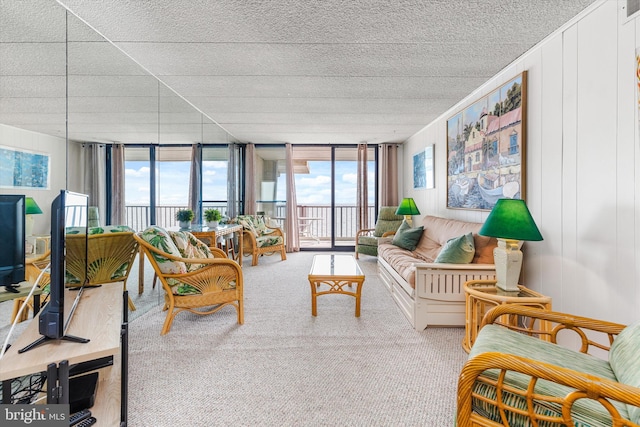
[25,214,35,237]
[403,215,413,227]
[493,239,522,292]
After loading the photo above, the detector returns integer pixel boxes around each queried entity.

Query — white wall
[0,124,68,235]
[401,0,639,324]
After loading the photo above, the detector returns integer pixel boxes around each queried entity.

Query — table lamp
[395,198,420,226]
[479,199,543,292]
[25,197,43,237]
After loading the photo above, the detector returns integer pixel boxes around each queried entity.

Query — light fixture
[25,197,43,237]
[479,199,543,292]
[395,198,421,226]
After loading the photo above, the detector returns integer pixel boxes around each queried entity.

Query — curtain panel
[285,143,300,252]
[357,143,368,230]
[188,143,202,223]
[244,143,256,215]
[379,143,399,206]
[111,144,126,225]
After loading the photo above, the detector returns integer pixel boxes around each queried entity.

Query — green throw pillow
[434,232,475,263]
[391,221,424,251]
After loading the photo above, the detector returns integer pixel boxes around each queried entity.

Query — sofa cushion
[413,216,496,264]
[434,232,475,263]
[378,243,418,287]
[469,324,626,427]
[392,221,424,251]
[609,320,640,424]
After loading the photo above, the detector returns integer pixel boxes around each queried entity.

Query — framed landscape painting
[446,71,527,210]
[413,150,426,189]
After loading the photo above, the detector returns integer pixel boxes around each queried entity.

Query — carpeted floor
[127,252,468,426]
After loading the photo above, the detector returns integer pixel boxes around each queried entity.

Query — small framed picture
[413,150,426,189]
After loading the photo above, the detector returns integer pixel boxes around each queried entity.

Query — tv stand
[0,284,128,425]
[18,333,90,354]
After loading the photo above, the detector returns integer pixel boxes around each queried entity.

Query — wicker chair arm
[457,351,640,427]
[356,228,375,239]
[481,305,626,353]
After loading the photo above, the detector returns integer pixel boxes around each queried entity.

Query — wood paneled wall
[401,0,640,324]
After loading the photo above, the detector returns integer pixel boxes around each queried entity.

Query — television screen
[0,194,26,292]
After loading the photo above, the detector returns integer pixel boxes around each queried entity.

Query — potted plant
[175,209,194,229]
[204,208,222,228]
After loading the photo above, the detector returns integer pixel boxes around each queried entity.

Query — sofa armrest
[457,351,640,427]
[481,305,626,354]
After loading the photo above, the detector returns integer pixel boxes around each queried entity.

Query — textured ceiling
[1,0,598,145]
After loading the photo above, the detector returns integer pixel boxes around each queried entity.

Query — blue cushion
[609,320,640,424]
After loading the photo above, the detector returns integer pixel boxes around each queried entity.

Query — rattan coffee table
[308,254,365,317]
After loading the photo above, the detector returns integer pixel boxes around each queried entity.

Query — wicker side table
[462,279,552,353]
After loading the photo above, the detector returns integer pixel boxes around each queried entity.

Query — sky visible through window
[126,160,374,205]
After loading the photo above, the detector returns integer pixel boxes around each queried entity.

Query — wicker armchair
[65,227,139,311]
[233,215,286,266]
[457,305,640,427]
[134,226,244,335]
[355,206,403,259]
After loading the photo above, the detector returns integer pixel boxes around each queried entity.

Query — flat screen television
[0,195,25,293]
[20,190,90,353]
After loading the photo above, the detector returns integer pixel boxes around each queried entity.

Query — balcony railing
[125,204,377,242]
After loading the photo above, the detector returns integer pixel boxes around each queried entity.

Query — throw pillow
[434,232,475,263]
[391,221,424,251]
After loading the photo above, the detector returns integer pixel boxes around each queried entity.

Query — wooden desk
[308,254,365,317]
[0,284,125,425]
[462,279,552,352]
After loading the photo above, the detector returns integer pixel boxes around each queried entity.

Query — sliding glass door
[292,145,376,250]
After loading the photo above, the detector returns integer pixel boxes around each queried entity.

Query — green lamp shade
[479,199,543,241]
[395,198,420,216]
[25,197,43,215]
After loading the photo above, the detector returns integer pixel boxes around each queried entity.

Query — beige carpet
[128,252,468,426]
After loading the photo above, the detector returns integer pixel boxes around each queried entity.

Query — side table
[462,279,552,353]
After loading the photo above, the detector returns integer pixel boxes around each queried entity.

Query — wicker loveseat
[232,215,286,266]
[457,305,640,426]
[134,225,243,335]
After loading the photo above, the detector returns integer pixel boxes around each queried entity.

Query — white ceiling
[1,0,598,145]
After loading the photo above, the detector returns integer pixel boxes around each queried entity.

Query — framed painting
[446,71,527,210]
[0,145,50,189]
[413,150,426,189]
[425,144,435,189]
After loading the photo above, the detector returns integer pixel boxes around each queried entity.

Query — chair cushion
[256,234,284,248]
[391,221,424,251]
[357,235,379,247]
[373,206,403,237]
[434,233,475,263]
[66,225,134,235]
[140,226,187,275]
[609,320,640,424]
[168,231,213,271]
[469,324,627,426]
